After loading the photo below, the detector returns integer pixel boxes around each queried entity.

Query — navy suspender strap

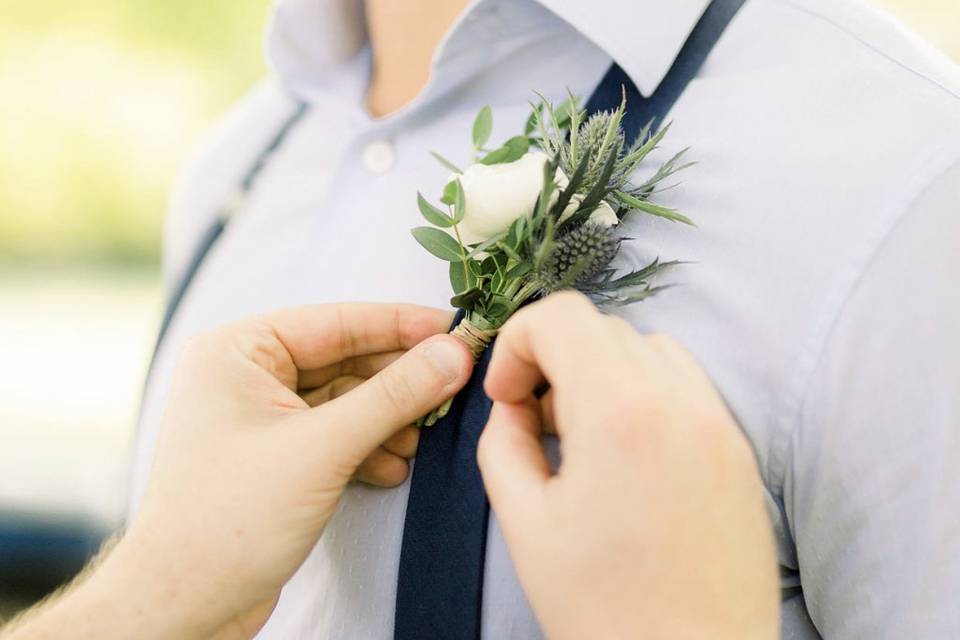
[394,2,747,639]
[148,99,310,367]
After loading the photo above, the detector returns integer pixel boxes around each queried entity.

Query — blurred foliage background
[0,0,269,266]
[0,0,957,618]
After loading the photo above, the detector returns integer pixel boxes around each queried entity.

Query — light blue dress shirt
[129,0,960,637]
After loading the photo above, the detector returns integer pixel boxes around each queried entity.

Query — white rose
[586,200,619,227]
[454,151,553,245]
[454,151,618,245]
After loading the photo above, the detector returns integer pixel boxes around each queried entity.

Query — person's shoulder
[163,79,300,285]
[752,0,960,121]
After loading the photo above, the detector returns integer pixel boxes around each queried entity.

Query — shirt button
[362,140,396,174]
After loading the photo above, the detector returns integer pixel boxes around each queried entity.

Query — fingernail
[421,338,466,383]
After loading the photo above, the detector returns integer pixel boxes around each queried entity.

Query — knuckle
[544,290,593,314]
[603,314,636,338]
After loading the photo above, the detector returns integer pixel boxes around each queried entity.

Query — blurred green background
[0,0,269,267]
[0,0,957,620]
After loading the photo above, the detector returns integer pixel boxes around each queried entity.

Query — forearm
[1,533,215,640]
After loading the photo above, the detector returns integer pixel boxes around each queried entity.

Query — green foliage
[430,152,463,174]
[417,192,454,227]
[472,106,493,150]
[479,135,530,165]
[412,92,696,331]
[411,227,464,262]
[452,179,467,223]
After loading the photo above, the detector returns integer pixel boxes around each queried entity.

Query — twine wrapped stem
[419,318,497,427]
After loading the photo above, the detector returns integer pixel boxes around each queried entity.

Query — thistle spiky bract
[539,223,620,293]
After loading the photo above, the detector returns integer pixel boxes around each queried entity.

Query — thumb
[478,400,551,530]
[303,334,473,464]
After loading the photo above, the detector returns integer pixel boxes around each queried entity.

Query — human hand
[98,304,472,639]
[478,293,779,640]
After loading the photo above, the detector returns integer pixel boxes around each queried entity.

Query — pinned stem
[418,318,497,427]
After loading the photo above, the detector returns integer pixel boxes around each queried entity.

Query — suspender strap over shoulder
[150,100,309,361]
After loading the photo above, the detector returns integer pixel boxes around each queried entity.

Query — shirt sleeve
[784,160,960,638]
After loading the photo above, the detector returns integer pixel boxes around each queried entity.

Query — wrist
[70,534,210,640]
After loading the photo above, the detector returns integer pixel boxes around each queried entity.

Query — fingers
[299,351,405,390]
[301,375,365,407]
[383,426,420,458]
[478,399,551,525]
[355,448,410,487]
[304,376,421,475]
[251,303,455,371]
[538,387,558,436]
[302,334,473,464]
[484,292,604,403]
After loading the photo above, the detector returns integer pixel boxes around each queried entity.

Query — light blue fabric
[129,0,960,637]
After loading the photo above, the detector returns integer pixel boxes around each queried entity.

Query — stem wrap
[451,318,498,361]
[418,318,497,427]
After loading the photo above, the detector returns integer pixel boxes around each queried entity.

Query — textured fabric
[128,0,960,638]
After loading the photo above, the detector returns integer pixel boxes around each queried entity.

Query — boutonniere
[413,93,693,425]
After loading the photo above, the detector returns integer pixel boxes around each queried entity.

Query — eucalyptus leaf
[480,135,530,165]
[430,151,463,174]
[466,232,507,259]
[449,260,477,293]
[472,106,493,150]
[468,259,484,276]
[490,270,504,292]
[440,180,458,205]
[452,178,467,223]
[451,287,482,310]
[417,192,454,228]
[480,255,499,275]
[486,295,514,319]
[495,241,521,262]
[411,226,464,262]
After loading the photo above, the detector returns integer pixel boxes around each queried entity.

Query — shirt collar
[265,0,711,100]
[534,0,712,97]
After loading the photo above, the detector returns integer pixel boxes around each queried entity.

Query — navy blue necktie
[394,310,493,639]
[393,2,747,639]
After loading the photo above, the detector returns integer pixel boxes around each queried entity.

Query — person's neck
[364,0,471,117]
